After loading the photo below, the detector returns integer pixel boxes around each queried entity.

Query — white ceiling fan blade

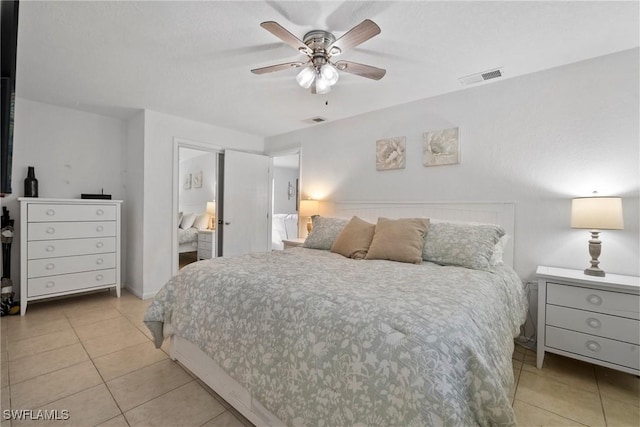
[260,21,313,55]
[328,19,381,55]
[251,61,306,75]
[334,60,386,80]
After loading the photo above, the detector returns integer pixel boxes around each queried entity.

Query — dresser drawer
[28,253,116,278]
[27,237,116,260]
[28,269,116,297]
[198,249,212,259]
[547,283,640,320]
[198,240,212,250]
[546,304,640,345]
[546,326,640,371]
[28,204,117,222]
[199,232,214,243]
[28,221,116,241]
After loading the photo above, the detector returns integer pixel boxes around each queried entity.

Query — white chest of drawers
[197,230,216,260]
[536,266,640,375]
[19,198,123,315]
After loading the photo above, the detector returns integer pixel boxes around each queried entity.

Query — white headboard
[328,201,516,268]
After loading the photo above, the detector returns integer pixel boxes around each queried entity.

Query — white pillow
[180,213,197,229]
[193,213,210,230]
[178,212,184,227]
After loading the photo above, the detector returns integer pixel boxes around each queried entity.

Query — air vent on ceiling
[458,67,504,86]
[304,116,328,124]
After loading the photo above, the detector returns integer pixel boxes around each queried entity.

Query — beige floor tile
[96,414,129,427]
[1,357,8,389]
[73,316,139,342]
[81,327,149,359]
[130,319,155,341]
[65,307,124,328]
[106,359,192,412]
[7,318,72,343]
[513,344,527,362]
[602,397,640,427]
[201,410,248,427]
[8,329,78,361]
[124,381,225,426]
[10,360,102,410]
[12,384,120,427]
[595,366,640,408]
[1,386,9,410]
[515,370,605,426]
[94,341,167,381]
[9,343,89,385]
[522,353,597,393]
[513,399,587,426]
[9,304,66,323]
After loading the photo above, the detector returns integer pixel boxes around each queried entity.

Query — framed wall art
[376,137,406,171]
[423,127,460,166]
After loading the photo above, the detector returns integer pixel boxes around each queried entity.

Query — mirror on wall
[177,147,217,269]
[271,153,300,250]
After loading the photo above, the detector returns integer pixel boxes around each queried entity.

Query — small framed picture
[183,173,192,190]
[193,171,203,188]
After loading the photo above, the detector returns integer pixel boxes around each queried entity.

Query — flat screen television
[1,1,19,196]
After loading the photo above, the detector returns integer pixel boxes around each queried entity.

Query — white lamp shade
[320,64,339,86]
[299,199,319,217]
[571,197,623,230]
[206,201,216,215]
[296,67,316,89]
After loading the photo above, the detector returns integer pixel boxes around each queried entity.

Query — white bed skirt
[170,335,284,426]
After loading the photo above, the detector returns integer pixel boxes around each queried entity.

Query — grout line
[512,398,591,426]
[593,366,609,426]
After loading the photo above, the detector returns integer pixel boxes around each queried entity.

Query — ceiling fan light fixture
[320,64,339,86]
[296,67,316,89]
[315,74,331,94]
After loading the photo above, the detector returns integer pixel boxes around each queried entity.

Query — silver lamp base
[584,230,606,277]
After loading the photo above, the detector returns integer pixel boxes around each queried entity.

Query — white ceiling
[15,1,639,138]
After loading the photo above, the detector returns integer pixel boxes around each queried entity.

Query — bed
[272,213,299,250]
[177,210,210,253]
[146,202,527,426]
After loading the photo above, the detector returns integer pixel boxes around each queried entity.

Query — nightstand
[198,230,216,260]
[536,266,639,375]
[282,238,305,249]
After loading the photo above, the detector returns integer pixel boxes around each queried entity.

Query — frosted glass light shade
[296,67,316,89]
[320,64,339,86]
[315,75,331,94]
[571,197,623,230]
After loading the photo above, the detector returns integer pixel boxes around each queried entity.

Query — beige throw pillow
[330,216,376,259]
[365,217,430,264]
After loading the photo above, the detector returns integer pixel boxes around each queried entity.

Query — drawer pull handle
[587,318,601,329]
[586,294,602,306]
[586,341,601,352]
[96,225,104,232]
[96,258,104,265]
[96,209,104,216]
[96,274,104,281]
[45,281,55,288]
[96,242,104,248]
[45,245,55,252]
[45,263,55,270]
[46,209,55,216]
[46,227,55,234]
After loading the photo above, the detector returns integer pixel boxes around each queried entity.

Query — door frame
[172,137,223,276]
[269,147,302,237]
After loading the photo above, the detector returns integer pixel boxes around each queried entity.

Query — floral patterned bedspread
[145,248,527,426]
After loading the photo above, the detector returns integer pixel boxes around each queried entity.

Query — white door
[221,150,271,257]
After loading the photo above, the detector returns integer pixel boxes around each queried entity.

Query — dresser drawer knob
[96,225,104,232]
[46,227,55,234]
[586,294,602,305]
[45,245,55,252]
[586,341,601,352]
[96,274,104,281]
[96,242,104,249]
[45,263,55,270]
[45,281,55,288]
[96,258,104,265]
[96,209,104,216]
[46,209,55,216]
[586,318,601,329]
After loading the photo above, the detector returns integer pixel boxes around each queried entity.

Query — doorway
[271,152,300,250]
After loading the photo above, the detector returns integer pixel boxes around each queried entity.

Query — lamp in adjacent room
[570,194,624,277]
[299,199,319,234]
[207,201,216,230]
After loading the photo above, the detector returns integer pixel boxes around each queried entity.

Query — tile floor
[0,290,638,426]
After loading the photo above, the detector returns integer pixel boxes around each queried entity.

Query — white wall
[125,110,145,297]
[136,110,264,298]
[266,49,640,281]
[273,166,298,214]
[178,151,216,215]
[3,98,128,299]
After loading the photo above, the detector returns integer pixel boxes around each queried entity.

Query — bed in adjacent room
[177,211,210,253]
[146,202,526,426]
[272,213,298,250]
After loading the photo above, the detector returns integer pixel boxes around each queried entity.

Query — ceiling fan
[251,19,386,94]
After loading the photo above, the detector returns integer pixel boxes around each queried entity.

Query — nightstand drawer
[198,249,212,259]
[199,232,214,243]
[546,326,640,370]
[546,304,640,345]
[547,283,640,320]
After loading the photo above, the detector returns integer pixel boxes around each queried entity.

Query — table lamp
[207,201,216,230]
[570,195,623,277]
[299,199,319,234]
